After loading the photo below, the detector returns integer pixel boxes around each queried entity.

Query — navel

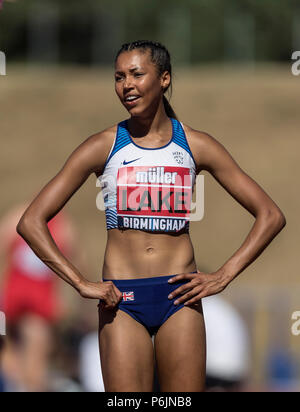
[146,247,154,254]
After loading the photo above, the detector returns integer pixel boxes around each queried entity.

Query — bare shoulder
[73,124,118,177]
[83,124,117,153]
[181,122,225,173]
[91,124,117,138]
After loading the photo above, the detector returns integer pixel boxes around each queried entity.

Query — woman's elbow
[277,211,286,230]
[16,215,32,237]
[268,208,286,231]
[16,219,26,237]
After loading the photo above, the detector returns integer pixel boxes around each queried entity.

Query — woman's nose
[123,76,134,89]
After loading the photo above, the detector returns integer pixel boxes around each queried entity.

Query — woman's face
[115,49,170,117]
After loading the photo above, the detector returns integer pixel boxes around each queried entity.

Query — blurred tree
[27,1,59,64]
[0,0,298,65]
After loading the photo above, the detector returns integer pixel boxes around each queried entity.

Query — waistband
[102,271,197,287]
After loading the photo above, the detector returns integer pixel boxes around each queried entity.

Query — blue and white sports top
[99,118,197,233]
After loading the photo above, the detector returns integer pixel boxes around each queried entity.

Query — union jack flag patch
[122,291,135,301]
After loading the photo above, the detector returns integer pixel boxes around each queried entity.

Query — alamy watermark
[291,51,300,76]
[0,311,6,336]
[291,311,300,336]
[96,173,205,224]
[0,50,6,75]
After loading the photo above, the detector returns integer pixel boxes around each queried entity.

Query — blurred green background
[1,0,300,64]
[0,0,299,392]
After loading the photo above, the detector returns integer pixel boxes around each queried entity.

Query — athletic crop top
[99,118,197,233]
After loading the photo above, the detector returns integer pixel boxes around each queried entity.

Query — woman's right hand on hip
[78,280,123,309]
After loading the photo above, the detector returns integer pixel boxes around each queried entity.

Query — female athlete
[16,40,286,392]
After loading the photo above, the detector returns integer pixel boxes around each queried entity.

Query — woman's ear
[161,71,171,91]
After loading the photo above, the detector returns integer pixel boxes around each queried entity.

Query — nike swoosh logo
[122,157,142,165]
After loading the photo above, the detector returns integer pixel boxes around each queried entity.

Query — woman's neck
[128,105,170,138]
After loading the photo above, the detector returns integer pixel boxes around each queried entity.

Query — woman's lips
[124,96,141,107]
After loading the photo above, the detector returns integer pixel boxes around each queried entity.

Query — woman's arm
[168,127,286,305]
[16,129,122,308]
[199,130,285,280]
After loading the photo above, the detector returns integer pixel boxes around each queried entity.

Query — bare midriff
[102,228,197,280]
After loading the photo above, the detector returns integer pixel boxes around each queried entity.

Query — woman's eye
[115,76,123,82]
[134,73,143,77]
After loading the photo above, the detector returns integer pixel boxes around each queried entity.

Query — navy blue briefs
[100,271,197,336]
